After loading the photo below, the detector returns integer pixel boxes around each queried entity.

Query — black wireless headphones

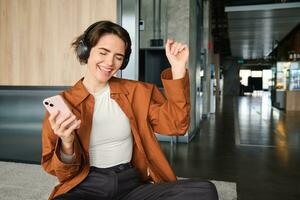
[76,21,131,70]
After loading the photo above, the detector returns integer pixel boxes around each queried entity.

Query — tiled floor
[160,92,300,200]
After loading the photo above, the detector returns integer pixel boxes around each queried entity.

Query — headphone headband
[82,22,101,48]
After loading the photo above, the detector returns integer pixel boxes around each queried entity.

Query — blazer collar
[109,77,129,95]
[67,77,128,107]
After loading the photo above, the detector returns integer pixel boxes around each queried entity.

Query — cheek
[115,59,124,68]
[87,56,100,70]
[87,63,96,73]
[93,55,103,63]
[88,51,103,63]
[115,63,122,69]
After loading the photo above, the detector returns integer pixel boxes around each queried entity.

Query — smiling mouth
[97,65,113,76]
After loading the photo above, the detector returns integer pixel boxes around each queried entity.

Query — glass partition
[289,62,300,91]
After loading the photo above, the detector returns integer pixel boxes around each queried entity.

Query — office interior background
[0,0,300,199]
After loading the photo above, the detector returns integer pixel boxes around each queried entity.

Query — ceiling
[225,2,300,60]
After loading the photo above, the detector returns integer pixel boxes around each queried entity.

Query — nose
[104,54,114,67]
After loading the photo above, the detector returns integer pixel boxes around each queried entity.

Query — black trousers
[54,163,218,200]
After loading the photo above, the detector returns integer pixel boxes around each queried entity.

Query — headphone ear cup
[77,40,90,61]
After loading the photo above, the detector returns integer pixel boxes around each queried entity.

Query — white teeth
[97,66,112,72]
[102,68,111,72]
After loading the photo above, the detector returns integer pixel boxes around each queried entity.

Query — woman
[41,20,218,200]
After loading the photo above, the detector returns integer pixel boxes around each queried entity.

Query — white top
[60,84,133,168]
[89,84,132,168]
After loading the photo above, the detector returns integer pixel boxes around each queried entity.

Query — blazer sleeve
[41,112,85,183]
[148,68,190,135]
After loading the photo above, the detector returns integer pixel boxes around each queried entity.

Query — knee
[203,181,218,200]
[193,180,218,200]
[204,180,217,190]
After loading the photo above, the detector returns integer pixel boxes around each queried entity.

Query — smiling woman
[41,20,218,200]
[70,21,132,93]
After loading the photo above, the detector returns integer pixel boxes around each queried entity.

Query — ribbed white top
[88,84,132,168]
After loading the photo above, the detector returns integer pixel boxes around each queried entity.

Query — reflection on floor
[160,92,300,200]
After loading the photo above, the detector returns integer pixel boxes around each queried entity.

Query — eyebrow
[98,47,125,57]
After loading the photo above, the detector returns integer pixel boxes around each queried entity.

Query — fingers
[172,42,185,55]
[166,38,186,56]
[53,113,71,134]
[60,120,81,142]
[48,110,59,125]
[165,39,173,55]
[170,42,179,55]
[68,120,81,132]
[178,44,188,52]
[48,110,60,132]
[60,114,76,130]
[48,111,80,137]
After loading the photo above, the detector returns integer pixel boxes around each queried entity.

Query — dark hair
[71,21,131,70]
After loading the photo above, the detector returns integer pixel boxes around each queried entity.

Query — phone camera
[44,101,54,107]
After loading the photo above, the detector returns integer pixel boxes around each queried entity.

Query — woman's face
[86,34,126,84]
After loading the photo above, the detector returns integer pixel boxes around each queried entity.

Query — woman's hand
[48,110,81,155]
[165,39,189,79]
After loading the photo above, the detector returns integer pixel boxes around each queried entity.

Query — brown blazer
[41,68,190,199]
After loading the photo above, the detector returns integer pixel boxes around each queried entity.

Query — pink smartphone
[43,95,78,127]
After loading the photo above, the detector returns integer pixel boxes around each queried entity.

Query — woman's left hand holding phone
[48,110,81,155]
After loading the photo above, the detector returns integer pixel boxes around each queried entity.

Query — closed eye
[116,56,124,61]
[98,47,125,61]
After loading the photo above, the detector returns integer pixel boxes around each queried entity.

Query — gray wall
[139,0,168,48]
[139,0,191,48]
[188,0,198,137]
[166,0,190,45]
